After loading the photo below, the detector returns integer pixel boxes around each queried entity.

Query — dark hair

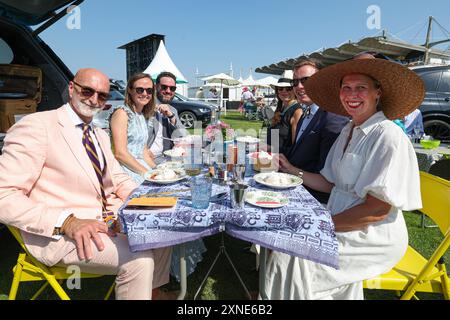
[156,71,177,84]
[125,73,155,119]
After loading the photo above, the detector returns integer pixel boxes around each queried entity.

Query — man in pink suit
[0,68,171,300]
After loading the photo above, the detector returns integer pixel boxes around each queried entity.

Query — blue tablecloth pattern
[119,178,339,269]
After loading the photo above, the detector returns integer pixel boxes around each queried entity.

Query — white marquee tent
[142,40,189,95]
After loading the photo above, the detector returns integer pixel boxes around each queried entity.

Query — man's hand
[62,217,109,261]
[158,104,174,118]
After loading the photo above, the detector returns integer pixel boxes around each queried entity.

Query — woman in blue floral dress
[109,73,206,288]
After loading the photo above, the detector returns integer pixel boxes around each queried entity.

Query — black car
[171,93,218,129]
[411,65,450,142]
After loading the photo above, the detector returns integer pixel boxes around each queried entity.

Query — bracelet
[168,113,175,119]
[59,213,75,235]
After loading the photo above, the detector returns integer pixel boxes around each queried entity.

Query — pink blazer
[0,106,137,266]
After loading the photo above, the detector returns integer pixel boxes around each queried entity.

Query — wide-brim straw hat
[304,58,425,120]
[271,70,293,89]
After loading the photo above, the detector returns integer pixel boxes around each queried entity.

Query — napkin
[127,197,177,207]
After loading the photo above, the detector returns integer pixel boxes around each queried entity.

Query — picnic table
[413,142,450,172]
[118,169,339,300]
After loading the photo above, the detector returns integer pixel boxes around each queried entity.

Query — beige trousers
[57,233,172,300]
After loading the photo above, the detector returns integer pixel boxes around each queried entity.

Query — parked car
[411,65,450,142]
[92,89,125,131]
[0,0,78,114]
[170,93,218,129]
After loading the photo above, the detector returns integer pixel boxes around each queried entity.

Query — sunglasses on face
[72,80,110,103]
[160,84,177,92]
[277,87,293,92]
[134,87,154,95]
[292,77,310,86]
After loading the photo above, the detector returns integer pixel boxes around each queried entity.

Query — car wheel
[424,119,450,142]
[179,111,197,129]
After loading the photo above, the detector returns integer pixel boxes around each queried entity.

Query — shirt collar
[308,104,319,116]
[64,103,93,128]
[355,111,387,136]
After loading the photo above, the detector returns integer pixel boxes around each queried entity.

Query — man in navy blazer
[278,60,349,203]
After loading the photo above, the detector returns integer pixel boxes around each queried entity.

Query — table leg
[177,243,187,300]
[259,247,268,300]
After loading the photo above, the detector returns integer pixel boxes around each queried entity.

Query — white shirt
[150,99,165,157]
[295,104,319,143]
[265,111,422,299]
[54,104,107,239]
[64,104,105,170]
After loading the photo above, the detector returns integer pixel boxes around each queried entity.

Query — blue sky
[39,0,450,84]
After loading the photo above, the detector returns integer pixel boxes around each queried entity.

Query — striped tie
[80,124,115,228]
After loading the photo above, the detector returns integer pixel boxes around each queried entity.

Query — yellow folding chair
[7,225,115,300]
[363,171,450,300]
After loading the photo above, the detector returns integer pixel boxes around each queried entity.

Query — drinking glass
[190,175,213,209]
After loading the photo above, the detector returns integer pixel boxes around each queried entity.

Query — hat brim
[270,83,293,89]
[304,59,425,120]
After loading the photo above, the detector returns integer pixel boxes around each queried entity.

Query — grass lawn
[0,111,448,300]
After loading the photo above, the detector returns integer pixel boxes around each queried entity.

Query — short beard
[73,99,102,118]
[156,91,173,104]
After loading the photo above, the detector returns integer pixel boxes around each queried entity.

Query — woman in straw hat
[267,58,423,300]
[266,70,303,155]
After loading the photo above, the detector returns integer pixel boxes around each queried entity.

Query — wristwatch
[296,169,304,178]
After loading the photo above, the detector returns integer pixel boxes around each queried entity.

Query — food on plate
[245,190,289,208]
[236,136,259,144]
[263,172,292,186]
[164,147,186,160]
[252,151,274,171]
[157,161,183,170]
[148,168,184,181]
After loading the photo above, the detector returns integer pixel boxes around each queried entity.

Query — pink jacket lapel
[56,107,102,196]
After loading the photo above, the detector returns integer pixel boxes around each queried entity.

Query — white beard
[74,99,102,118]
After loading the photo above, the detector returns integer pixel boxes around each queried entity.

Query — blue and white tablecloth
[119,178,339,269]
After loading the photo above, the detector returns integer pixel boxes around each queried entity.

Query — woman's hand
[276,153,297,175]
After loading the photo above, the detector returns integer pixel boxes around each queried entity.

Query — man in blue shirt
[278,60,349,203]
[404,109,424,138]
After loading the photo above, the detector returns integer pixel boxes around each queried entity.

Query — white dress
[264,111,422,300]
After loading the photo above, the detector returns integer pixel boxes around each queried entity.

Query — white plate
[253,172,303,189]
[163,149,185,159]
[157,161,184,170]
[146,169,187,184]
[245,190,289,208]
[236,136,259,144]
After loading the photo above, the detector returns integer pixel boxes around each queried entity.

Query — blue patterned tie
[80,124,115,228]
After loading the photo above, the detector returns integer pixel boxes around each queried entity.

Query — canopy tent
[202,73,240,113]
[256,76,279,86]
[142,40,188,84]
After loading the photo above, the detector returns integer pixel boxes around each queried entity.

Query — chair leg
[104,282,116,300]
[438,262,450,300]
[8,262,24,300]
[31,282,50,300]
[46,275,70,300]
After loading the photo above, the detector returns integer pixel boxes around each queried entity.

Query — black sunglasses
[72,80,110,103]
[292,77,310,86]
[277,86,293,92]
[160,84,177,92]
[134,87,154,95]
